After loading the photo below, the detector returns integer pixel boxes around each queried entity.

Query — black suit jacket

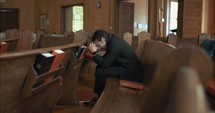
[93,34,143,82]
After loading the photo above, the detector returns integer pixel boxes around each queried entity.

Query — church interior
[0,0,214,113]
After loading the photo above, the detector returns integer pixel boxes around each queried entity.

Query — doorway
[168,0,178,35]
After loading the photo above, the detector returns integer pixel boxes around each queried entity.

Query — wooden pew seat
[91,37,214,113]
[91,39,176,113]
[90,78,145,113]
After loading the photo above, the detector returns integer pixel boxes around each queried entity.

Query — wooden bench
[91,39,176,113]
[36,34,74,48]
[34,30,89,105]
[0,29,20,52]
[0,32,87,113]
[16,29,34,51]
[142,47,214,113]
[0,37,20,52]
[91,46,214,113]
[56,30,89,105]
[151,34,177,47]
[123,32,133,46]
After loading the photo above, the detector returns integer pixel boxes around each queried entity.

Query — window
[63,5,84,33]
[72,6,83,32]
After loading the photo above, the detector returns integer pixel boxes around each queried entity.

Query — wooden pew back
[16,29,34,50]
[123,32,132,46]
[56,30,89,105]
[37,35,74,48]
[142,47,214,113]
[140,39,176,85]
[135,31,151,59]
[0,38,20,52]
[1,29,20,52]
[151,34,177,47]
[167,67,210,113]
[0,36,86,113]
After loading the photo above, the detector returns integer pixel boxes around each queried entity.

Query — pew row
[0,34,87,113]
[34,30,89,105]
[142,47,214,113]
[91,39,176,113]
[91,46,214,113]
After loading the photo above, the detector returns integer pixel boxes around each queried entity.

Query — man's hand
[88,43,99,53]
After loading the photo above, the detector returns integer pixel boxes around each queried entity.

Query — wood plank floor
[53,60,96,113]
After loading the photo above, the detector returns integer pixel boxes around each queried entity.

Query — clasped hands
[88,43,100,53]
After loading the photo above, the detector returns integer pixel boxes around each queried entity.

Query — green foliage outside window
[72,6,83,32]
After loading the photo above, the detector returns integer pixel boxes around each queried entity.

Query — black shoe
[83,97,98,106]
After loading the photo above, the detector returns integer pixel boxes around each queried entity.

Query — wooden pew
[0,37,20,52]
[91,39,176,113]
[176,37,199,47]
[73,30,89,43]
[56,30,89,105]
[34,30,89,105]
[0,35,87,113]
[135,31,151,59]
[139,39,176,85]
[32,30,44,49]
[151,33,177,47]
[0,29,20,52]
[142,47,214,113]
[36,34,74,48]
[198,33,214,45]
[5,29,20,39]
[123,32,132,46]
[16,29,34,51]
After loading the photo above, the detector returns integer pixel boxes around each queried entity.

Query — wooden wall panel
[1,0,35,31]
[148,0,157,37]
[207,0,215,34]
[178,0,203,38]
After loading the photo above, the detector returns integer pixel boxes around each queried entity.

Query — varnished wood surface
[0,31,87,113]
[91,78,145,113]
[142,47,214,113]
[54,60,96,113]
[0,39,86,59]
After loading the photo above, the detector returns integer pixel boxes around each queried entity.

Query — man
[83,30,143,106]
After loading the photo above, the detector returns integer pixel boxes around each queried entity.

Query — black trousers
[94,66,127,96]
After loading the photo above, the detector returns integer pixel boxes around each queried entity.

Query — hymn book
[0,41,9,53]
[44,49,66,83]
[120,79,145,90]
[34,53,55,75]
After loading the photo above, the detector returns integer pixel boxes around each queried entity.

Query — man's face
[94,37,106,49]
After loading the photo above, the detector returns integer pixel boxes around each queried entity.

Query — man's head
[92,30,108,49]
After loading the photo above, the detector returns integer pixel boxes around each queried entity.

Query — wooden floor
[53,60,96,113]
